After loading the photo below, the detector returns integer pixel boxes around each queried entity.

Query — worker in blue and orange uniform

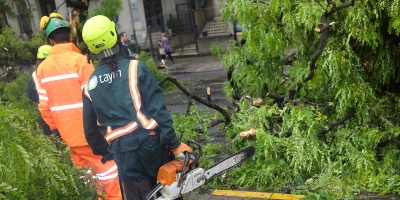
[81,15,192,200]
[35,13,121,199]
[27,44,53,136]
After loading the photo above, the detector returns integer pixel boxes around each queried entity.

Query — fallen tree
[213,0,400,198]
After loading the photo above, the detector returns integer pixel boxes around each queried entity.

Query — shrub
[166,17,184,35]
[0,103,100,199]
[0,27,46,69]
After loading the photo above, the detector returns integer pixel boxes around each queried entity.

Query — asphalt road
[161,55,232,115]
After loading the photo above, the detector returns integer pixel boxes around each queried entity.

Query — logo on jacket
[98,70,122,84]
[87,75,98,91]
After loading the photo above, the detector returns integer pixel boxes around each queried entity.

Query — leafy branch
[377,132,400,150]
[317,108,356,138]
[287,0,355,100]
[158,77,231,125]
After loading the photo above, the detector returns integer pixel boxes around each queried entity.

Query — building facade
[3,0,232,55]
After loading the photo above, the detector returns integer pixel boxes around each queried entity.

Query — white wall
[117,0,134,37]
[125,0,148,44]
[163,0,176,13]
[88,0,148,45]
[25,0,39,33]
[5,2,19,35]
[175,0,186,6]
[213,0,225,7]
[54,0,70,20]
[10,0,182,46]
[4,0,37,35]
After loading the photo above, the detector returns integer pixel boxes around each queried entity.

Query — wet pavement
[160,55,232,115]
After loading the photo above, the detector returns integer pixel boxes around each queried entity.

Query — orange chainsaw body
[157,160,184,186]
[157,159,194,186]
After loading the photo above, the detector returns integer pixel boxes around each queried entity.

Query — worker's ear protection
[40,13,65,30]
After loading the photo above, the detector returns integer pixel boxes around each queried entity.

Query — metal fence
[134,6,227,58]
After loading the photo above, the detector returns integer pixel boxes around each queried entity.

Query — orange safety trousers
[70,145,122,200]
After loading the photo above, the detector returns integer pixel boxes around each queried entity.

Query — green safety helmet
[37,45,52,59]
[40,13,70,40]
[82,15,117,55]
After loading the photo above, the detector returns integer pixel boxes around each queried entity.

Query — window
[39,0,56,16]
[17,1,32,38]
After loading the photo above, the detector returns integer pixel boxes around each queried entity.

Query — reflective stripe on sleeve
[96,165,119,180]
[37,89,47,94]
[32,71,47,94]
[50,103,83,111]
[41,73,79,83]
[97,173,118,180]
[86,169,118,181]
[128,60,158,129]
[83,85,92,101]
[39,95,48,101]
[96,165,118,177]
[145,119,158,130]
[104,121,138,142]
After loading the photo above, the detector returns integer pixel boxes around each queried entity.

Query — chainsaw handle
[145,182,163,200]
[187,140,201,170]
[177,151,191,187]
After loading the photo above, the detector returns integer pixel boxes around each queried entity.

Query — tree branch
[266,92,285,101]
[377,132,400,150]
[158,76,231,125]
[317,108,356,137]
[288,0,355,99]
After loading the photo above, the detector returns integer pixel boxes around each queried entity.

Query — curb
[171,52,200,58]
[212,190,305,200]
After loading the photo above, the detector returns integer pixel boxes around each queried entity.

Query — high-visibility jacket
[83,58,176,158]
[28,71,39,103]
[36,43,94,147]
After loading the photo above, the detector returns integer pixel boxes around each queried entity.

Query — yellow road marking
[212,190,305,200]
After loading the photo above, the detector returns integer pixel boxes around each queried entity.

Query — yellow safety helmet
[82,15,117,54]
[37,45,52,59]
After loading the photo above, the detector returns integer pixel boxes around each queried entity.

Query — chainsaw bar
[204,146,255,180]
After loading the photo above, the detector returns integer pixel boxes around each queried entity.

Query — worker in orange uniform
[36,13,122,200]
[81,15,192,200]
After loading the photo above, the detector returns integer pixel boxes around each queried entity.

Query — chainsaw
[146,140,255,200]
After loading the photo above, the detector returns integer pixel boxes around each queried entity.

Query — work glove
[171,142,193,160]
[101,153,113,164]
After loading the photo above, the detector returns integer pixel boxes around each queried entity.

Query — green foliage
[0,27,46,68]
[172,104,212,142]
[0,0,27,18]
[0,103,100,199]
[128,42,139,54]
[138,51,174,90]
[88,0,122,19]
[216,0,400,198]
[0,51,99,199]
[0,182,26,200]
[1,71,37,112]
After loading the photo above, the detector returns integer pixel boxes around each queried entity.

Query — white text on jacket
[98,70,122,84]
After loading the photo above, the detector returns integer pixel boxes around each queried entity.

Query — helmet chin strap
[91,44,120,60]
